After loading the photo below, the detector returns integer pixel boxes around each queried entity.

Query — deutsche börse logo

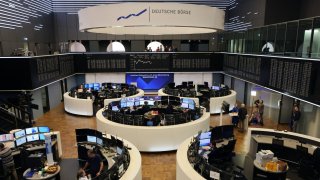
[117,8,147,21]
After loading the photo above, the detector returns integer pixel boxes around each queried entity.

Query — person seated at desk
[141,101,150,113]
[165,103,174,114]
[130,106,138,115]
[0,143,18,180]
[81,149,104,178]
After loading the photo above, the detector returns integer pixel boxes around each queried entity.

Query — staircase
[0,101,32,133]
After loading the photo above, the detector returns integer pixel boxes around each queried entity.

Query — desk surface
[23,165,60,180]
[253,160,288,174]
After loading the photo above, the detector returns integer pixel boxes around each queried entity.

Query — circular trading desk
[96,108,210,152]
[23,166,61,180]
[103,89,145,107]
[209,90,236,114]
[176,136,205,180]
[158,88,200,107]
[64,92,93,116]
[115,135,142,180]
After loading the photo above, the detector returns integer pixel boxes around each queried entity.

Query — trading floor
[34,103,288,180]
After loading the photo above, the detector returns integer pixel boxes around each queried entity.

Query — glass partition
[296,19,313,58]
[311,18,320,58]
[275,23,286,55]
[284,21,298,56]
[252,28,261,53]
[245,29,253,53]
[259,27,268,53]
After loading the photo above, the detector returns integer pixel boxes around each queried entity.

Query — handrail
[0,99,32,127]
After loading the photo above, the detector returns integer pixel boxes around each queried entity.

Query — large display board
[0,52,220,90]
[126,73,173,91]
[223,53,320,105]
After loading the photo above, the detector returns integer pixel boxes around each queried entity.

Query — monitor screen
[97,137,103,145]
[15,137,27,146]
[147,100,155,106]
[189,104,195,110]
[94,83,100,87]
[134,101,140,106]
[26,134,40,142]
[181,103,188,108]
[199,132,212,140]
[112,106,119,111]
[222,125,234,139]
[25,127,39,135]
[120,102,126,108]
[182,98,189,103]
[84,84,89,89]
[39,134,45,140]
[88,83,93,88]
[127,101,134,107]
[94,86,100,91]
[117,147,123,155]
[14,129,26,139]
[212,86,220,90]
[211,127,223,141]
[199,139,211,147]
[38,126,50,133]
[87,136,97,143]
[0,134,14,142]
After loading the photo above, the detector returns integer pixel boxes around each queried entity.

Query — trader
[0,143,18,180]
[238,104,247,132]
[82,149,104,178]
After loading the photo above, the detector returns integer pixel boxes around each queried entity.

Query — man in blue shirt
[82,149,104,178]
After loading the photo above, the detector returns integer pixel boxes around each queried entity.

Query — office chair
[164,114,175,125]
[134,115,144,126]
[124,114,134,125]
[223,139,237,158]
[172,89,179,96]
[115,113,124,124]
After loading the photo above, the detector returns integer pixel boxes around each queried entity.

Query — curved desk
[115,135,142,180]
[176,136,205,180]
[103,89,145,107]
[209,90,236,114]
[63,92,93,116]
[23,166,61,180]
[96,108,210,152]
[158,88,200,107]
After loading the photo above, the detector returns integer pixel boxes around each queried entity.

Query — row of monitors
[77,135,103,146]
[0,126,50,143]
[84,83,100,90]
[14,126,50,139]
[15,133,47,147]
[112,96,195,110]
[198,125,234,147]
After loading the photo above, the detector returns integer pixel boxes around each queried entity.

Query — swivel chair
[124,114,134,125]
[134,115,144,126]
[164,114,175,125]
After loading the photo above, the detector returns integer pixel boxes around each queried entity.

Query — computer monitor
[199,132,212,140]
[117,147,123,155]
[84,84,89,89]
[94,83,100,87]
[25,127,39,135]
[211,126,223,141]
[127,101,134,107]
[15,137,27,147]
[212,86,220,90]
[38,126,50,133]
[134,101,140,106]
[222,125,234,139]
[199,139,211,147]
[88,83,94,89]
[189,103,195,110]
[87,136,97,143]
[297,145,308,153]
[14,129,26,139]
[147,100,155,106]
[39,134,45,141]
[112,106,119,111]
[26,134,40,142]
[120,102,126,108]
[181,103,188,108]
[94,86,100,91]
[112,85,117,89]
[97,137,103,146]
[76,129,89,136]
[0,134,14,142]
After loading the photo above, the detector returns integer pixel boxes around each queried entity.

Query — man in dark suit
[238,104,247,131]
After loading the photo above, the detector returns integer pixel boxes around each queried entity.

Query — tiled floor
[34,103,289,180]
